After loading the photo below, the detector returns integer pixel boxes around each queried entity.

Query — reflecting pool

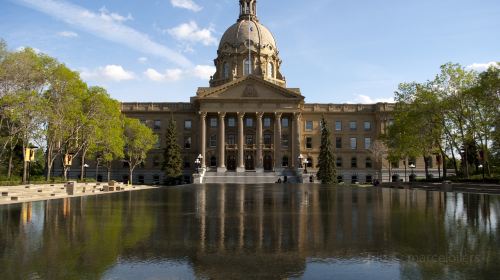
[0,185,499,279]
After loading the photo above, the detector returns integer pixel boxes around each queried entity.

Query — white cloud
[167,21,217,46]
[80,65,135,82]
[466,62,499,72]
[57,31,78,38]
[170,0,202,12]
[191,65,215,80]
[14,0,192,68]
[144,68,183,82]
[138,57,148,64]
[352,94,394,104]
[98,6,133,23]
[144,65,215,82]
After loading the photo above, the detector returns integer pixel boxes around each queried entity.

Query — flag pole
[248,12,251,75]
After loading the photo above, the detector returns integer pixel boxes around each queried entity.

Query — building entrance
[227,155,236,171]
[264,155,273,171]
[245,154,254,170]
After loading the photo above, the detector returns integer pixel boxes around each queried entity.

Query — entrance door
[245,154,254,170]
[227,155,236,171]
[264,155,273,171]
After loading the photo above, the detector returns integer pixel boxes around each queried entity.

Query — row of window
[222,61,275,79]
[144,119,374,132]
[336,157,373,168]
[305,137,372,150]
[335,120,372,132]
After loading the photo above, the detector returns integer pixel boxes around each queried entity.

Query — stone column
[274,112,282,172]
[237,112,245,173]
[293,113,302,169]
[200,112,207,169]
[217,112,227,173]
[256,112,264,173]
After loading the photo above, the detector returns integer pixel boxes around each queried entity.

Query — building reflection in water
[0,186,499,279]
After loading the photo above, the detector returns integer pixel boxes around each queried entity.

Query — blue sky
[0,0,499,103]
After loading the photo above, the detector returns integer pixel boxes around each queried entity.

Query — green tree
[162,118,182,184]
[123,117,157,184]
[317,117,337,184]
[78,87,123,181]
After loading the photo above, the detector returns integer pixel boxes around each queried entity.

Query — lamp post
[298,154,304,169]
[195,158,201,173]
[196,154,204,173]
[83,164,89,181]
[303,158,309,174]
[25,146,38,184]
[478,164,485,182]
[409,163,416,182]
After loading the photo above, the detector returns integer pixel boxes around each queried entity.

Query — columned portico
[293,113,301,168]
[218,112,227,173]
[274,112,282,172]
[256,112,264,173]
[200,112,207,169]
[237,112,245,173]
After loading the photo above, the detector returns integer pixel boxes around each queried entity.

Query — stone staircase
[202,170,301,184]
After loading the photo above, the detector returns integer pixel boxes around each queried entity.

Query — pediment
[196,75,303,101]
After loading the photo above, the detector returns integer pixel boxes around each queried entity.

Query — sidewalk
[0,182,158,205]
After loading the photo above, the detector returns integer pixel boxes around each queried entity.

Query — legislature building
[114,0,438,184]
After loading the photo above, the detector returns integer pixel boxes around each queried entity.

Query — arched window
[223,62,230,79]
[210,156,217,167]
[267,62,274,78]
[244,59,251,76]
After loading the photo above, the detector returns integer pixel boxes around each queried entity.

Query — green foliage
[317,117,337,184]
[385,62,500,179]
[123,117,158,184]
[162,118,183,182]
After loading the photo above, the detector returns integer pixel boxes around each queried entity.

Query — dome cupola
[210,0,286,87]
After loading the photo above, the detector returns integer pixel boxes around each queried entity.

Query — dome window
[223,63,230,79]
[267,62,274,78]
[244,59,252,76]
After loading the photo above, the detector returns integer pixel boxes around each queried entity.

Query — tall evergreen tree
[162,118,182,184]
[317,117,337,184]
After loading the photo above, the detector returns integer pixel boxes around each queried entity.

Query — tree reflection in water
[0,185,498,279]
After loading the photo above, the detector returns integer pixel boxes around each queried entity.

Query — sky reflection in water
[0,185,499,279]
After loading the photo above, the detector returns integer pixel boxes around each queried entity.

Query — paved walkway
[0,182,158,205]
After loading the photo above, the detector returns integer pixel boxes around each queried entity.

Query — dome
[219,20,277,51]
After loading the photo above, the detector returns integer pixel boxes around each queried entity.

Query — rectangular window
[184,120,192,129]
[228,117,236,127]
[246,118,253,127]
[349,121,357,131]
[336,137,342,149]
[364,121,371,131]
[209,135,217,147]
[282,135,289,147]
[364,138,372,149]
[246,135,254,145]
[388,119,394,126]
[227,134,235,145]
[264,134,272,145]
[350,137,357,150]
[306,137,312,149]
[210,118,217,128]
[184,136,192,149]
[335,121,342,131]
[305,121,313,131]
[282,118,289,128]
[366,158,373,168]
[264,117,271,128]
[351,157,357,168]
[154,120,161,130]
[391,161,399,168]
[153,157,160,167]
[336,157,342,167]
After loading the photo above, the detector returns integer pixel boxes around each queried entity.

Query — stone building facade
[79,0,439,184]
